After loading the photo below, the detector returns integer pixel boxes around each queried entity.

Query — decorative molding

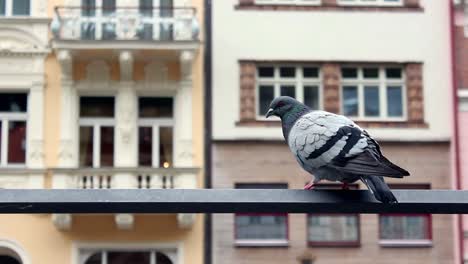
[180,50,194,79]
[119,51,134,81]
[57,50,73,78]
[177,213,195,229]
[58,139,74,164]
[0,57,34,73]
[115,214,134,230]
[176,140,194,164]
[28,139,44,164]
[52,214,72,230]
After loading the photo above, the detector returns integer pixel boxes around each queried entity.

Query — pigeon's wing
[290,112,409,178]
[289,111,363,169]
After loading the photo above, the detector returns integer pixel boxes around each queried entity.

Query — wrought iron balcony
[51,6,200,42]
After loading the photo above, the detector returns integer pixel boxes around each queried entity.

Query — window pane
[13,0,29,15]
[0,256,21,264]
[80,97,114,117]
[342,86,358,116]
[140,0,153,16]
[159,127,173,168]
[303,67,319,78]
[364,86,380,117]
[308,215,359,242]
[84,252,102,264]
[139,127,152,166]
[341,68,357,79]
[102,0,115,15]
[108,252,151,264]
[363,68,378,78]
[0,93,27,112]
[280,85,295,98]
[380,215,429,240]
[139,97,173,118]
[387,86,403,117]
[0,0,5,15]
[280,67,295,78]
[386,68,402,79]
[304,86,319,110]
[258,85,274,115]
[82,0,96,16]
[7,121,26,164]
[235,215,287,240]
[79,126,93,167]
[100,126,114,167]
[258,67,274,78]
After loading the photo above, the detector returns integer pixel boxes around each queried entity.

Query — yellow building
[0,0,204,263]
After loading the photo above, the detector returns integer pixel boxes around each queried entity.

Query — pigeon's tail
[360,176,397,204]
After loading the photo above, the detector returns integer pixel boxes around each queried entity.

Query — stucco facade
[0,0,205,263]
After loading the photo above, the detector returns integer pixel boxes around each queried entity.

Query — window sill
[235,239,289,247]
[308,241,360,248]
[236,119,428,128]
[235,4,423,12]
[379,239,433,248]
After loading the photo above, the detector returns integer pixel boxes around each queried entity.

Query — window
[79,97,115,167]
[379,184,432,247]
[81,0,116,40]
[0,0,30,16]
[234,183,288,246]
[80,249,173,264]
[138,97,174,168]
[341,66,405,120]
[0,93,27,166]
[254,0,321,5]
[338,0,403,6]
[257,65,321,117]
[307,184,360,246]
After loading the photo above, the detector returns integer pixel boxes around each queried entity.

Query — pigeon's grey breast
[287,111,368,173]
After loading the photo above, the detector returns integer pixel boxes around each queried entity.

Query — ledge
[0,17,51,24]
[235,4,424,12]
[379,239,433,248]
[52,40,201,51]
[235,239,289,247]
[0,189,467,214]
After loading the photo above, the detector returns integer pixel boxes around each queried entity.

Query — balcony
[51,6,200,51]
[51,167,199,230]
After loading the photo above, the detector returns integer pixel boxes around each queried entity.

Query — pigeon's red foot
[304,181,316,190]
[341,182,350,190]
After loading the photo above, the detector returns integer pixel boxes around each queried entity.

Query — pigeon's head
[265,96,301,119]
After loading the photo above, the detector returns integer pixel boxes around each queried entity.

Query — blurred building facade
[211,1,455,263]
[454,1,468,263]
[0,0,205,263]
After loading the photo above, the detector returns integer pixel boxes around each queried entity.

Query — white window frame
[337,0,403,6]
[0,112,27,167]
[340,66,407,121]
[0,0,30,16]
[256,64,323,120]
[74,242,180,264]
[138,97,174,168]
[254,0,321,5]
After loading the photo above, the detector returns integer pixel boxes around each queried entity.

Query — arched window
[0,245,24,264]
[0,256,21,264]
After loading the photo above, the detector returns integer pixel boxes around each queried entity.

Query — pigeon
[265,96,410,203]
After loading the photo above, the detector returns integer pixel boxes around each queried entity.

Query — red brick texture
[236,0,422,11]
[238,62,427,128]
[455,26,468,90]
[239,62,257,121]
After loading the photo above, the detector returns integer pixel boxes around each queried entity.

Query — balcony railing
[53,167,199,189]
[51,6,199,41]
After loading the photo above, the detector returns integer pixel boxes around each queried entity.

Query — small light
[163,162,170,168]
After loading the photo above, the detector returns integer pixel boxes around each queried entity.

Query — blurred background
[0,0,465,263]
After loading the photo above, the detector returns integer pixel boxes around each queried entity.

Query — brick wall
[212,141,453,264]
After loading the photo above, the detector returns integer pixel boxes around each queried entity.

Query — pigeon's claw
[304,181,316,190]
[341,182,350,190]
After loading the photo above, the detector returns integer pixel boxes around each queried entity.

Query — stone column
[27,81,45,169]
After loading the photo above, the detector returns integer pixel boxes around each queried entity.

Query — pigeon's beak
[265,108,274,118]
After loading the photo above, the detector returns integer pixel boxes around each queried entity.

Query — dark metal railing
[51,6,199,41]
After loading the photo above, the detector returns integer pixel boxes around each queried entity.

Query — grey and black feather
[286,110,409,203]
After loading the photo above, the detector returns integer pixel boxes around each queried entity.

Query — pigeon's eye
[276,101,285,108]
